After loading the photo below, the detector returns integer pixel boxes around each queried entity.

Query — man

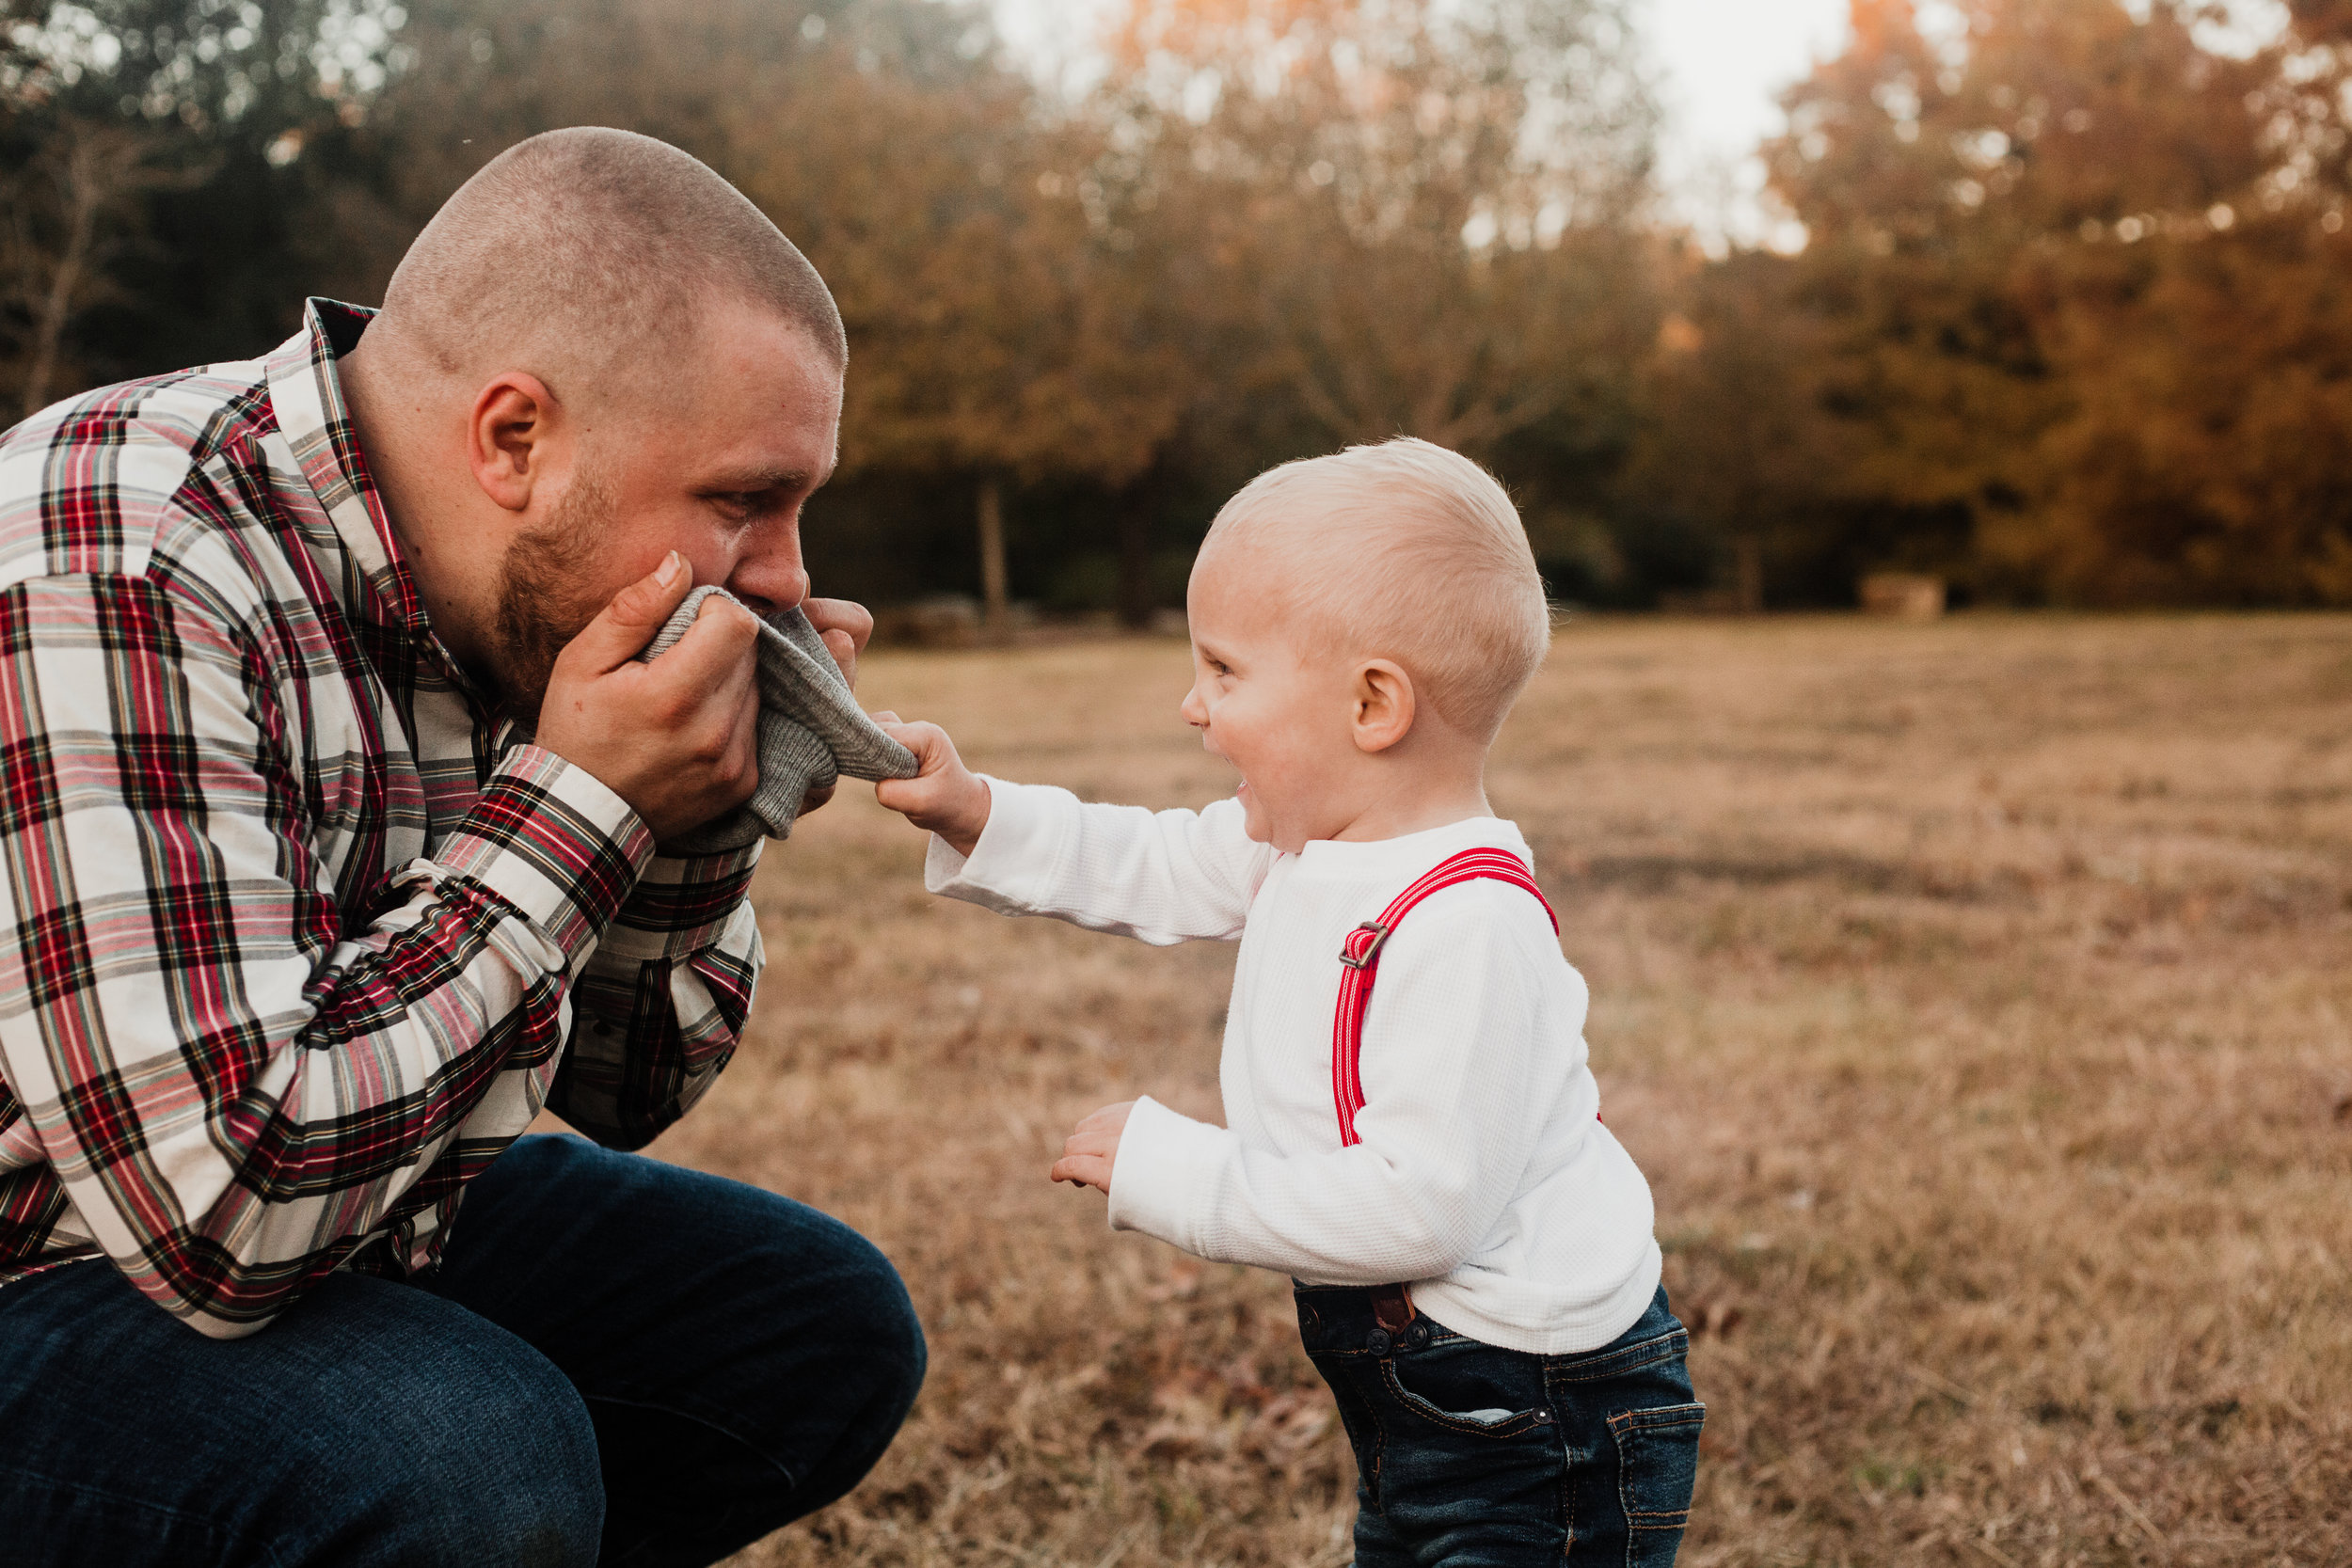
[0,129,923,1566]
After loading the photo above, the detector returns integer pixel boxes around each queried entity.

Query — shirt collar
[262,298,437,640]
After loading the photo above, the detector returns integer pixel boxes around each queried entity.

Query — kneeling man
[0,128,923,1566]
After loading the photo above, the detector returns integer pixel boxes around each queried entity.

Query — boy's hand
[872,715,992,856]
[1050,1101,1135,1196]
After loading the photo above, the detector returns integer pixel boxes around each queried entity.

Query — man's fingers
[828,629,866,690]
[803,596,874,651]
[804,597,869,689]
[869,710,902,725]
[561,552,694,674]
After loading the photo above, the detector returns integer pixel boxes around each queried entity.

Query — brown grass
[665,612,2352,1568]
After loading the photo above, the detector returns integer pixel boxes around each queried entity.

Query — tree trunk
[1733,532,1765,615]
[21,152,103,419]
[1117,498,1152,629]
[977,476,1009,641]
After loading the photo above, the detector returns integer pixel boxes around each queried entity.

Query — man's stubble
[489,465,620,724]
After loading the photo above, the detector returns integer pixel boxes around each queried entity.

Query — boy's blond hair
[1201,437,1549,742]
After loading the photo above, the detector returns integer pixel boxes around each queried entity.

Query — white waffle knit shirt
[927,781,1663,1355]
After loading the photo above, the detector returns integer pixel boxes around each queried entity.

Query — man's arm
[543,594,862,1148]
[548,845,763,1149]
[0,571,654,1337]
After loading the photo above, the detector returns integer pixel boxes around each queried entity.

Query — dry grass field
[660,613,2352,1568]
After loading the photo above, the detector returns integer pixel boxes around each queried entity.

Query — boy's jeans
[1295,1283,1704,1567]
[0,1134,926,1567]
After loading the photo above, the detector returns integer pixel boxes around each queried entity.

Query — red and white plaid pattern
[0,300,765,1338]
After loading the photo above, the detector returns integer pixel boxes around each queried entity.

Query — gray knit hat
[636,585,918,855]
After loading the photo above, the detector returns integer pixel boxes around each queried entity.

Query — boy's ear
[1351,659,1416,753]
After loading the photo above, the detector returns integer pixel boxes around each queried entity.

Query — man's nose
[726,520,812,616]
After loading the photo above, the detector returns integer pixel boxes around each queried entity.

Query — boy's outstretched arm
[873,715,992,855]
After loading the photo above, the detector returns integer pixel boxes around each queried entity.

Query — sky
[1642,0,1853,245]
[989,0,1861,246]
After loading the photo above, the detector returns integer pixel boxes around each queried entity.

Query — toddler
[874,438,1703,1565]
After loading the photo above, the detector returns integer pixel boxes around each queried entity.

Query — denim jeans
[1296,1284,1704,1567]
[0,1133,926,1568]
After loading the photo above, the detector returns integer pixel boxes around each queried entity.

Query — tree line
[5,0,2350,614]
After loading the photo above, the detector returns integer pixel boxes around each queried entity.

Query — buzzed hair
[1202,438,1551,743]
[373,127,844,409]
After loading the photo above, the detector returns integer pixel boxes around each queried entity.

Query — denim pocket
[1381,1338,1554,1440]
[1608,1401,1706,1563]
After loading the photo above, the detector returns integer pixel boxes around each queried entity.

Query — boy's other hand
[1049,1101,1134,1196]
[871,714,992,856]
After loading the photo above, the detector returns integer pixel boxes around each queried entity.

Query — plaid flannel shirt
[0,300,765,1338]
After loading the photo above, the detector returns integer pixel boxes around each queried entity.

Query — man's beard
[489,467,619,724]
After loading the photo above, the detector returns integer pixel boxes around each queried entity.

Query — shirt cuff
[596,840,764,962]
[1105,1094,1232,1250]
[421,744,654,962]
[924,777,1066,911]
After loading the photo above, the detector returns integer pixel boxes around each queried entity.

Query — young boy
[873,438,1704,1565]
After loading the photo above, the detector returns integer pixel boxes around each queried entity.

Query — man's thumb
[569,552,693,672]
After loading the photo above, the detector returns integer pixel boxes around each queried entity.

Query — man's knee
[267,1283,604,1567]
[788,1223,927,1482]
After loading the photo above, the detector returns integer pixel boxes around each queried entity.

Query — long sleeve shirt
[929,781,1661,1356]
[0,300,764,1338]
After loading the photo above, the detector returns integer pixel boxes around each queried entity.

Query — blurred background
[6,0,2352,626]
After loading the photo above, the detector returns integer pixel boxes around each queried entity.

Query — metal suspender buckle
[1338,921,1392,969]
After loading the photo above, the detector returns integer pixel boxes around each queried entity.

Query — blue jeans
[0,1134,926,1567]
[1296,1284,1704,1567]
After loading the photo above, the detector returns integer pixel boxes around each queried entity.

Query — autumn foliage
[5,0,2352,608]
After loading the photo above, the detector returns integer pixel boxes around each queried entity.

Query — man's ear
[1352,659,1417,754]
[467,373,560,514]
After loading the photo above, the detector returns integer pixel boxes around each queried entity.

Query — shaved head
[373,126,844,413]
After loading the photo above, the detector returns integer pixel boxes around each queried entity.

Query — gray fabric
[636,585,918,854]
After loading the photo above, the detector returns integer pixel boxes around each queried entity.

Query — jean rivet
[1367,1328,1391,1356]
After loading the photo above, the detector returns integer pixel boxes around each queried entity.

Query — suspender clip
[1338,921,1392,969]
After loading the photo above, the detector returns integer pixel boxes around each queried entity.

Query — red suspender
[1329,848,1561,1147]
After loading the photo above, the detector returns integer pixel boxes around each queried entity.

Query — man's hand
[1050,1101,1135,1195]
[872,716,992,856]
[803,595,872,689]
[533,552,763,843]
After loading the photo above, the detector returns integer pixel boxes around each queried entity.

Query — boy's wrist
[940,772,992,858]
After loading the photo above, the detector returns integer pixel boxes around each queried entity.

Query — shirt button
[1367,1328,1391,1356]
